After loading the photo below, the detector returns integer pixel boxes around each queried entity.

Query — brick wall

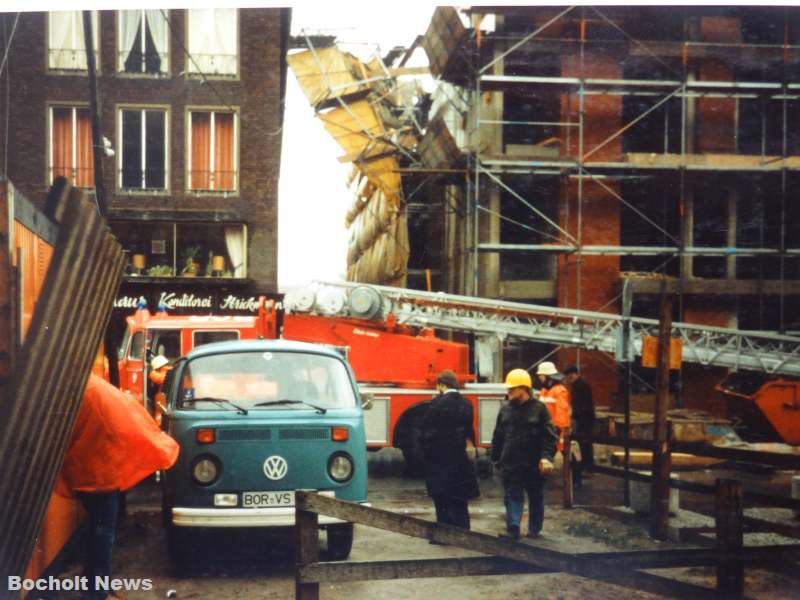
[0,8,287,290]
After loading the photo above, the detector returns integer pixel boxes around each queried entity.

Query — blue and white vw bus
[160,339,368,563]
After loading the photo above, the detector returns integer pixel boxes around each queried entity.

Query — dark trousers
[503,473,545,535]
[77,490,120,600]
[432,494,470,529]
[573,419,595,486]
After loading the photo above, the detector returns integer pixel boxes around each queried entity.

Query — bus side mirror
[360,392,374,410]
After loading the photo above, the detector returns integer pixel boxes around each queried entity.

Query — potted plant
[146,264,174,277]
[180,245,201,277]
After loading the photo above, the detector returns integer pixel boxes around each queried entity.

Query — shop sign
[114,286,275,315]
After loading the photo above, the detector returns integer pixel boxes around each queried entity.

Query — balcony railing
[48,48,98,71]
[188,169,237,192]
[187,53,237,76]
[49,165,95,188]
[117,50,169,75]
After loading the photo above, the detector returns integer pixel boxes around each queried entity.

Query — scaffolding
[399,6,800,407]
[443,6,800,334]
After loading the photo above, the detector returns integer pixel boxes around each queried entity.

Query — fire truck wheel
[324,523,354,560]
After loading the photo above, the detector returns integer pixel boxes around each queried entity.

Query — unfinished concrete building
[415,6,800,414]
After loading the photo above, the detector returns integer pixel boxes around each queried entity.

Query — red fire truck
[116,290,506,470]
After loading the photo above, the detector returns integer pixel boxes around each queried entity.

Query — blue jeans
[503,473,545,535]
[77,490,120,600]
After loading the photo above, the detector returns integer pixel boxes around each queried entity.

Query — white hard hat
[151,355,169,371]
[535,361,559,376]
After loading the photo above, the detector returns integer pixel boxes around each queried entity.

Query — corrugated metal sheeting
[0,182,125,583]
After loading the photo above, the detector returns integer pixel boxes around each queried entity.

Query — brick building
[406,6,800,414]
[0,8,290,324]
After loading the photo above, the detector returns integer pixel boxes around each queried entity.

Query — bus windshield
[177,351,357,411]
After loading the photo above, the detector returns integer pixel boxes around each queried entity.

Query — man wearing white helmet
[536,361,572,452]
[490,368,558,540]
[147,355,171,424]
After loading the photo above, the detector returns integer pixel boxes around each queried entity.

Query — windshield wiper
[187,397,249,415]
[253,399,327,414]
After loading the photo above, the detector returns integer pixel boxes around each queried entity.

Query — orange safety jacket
[148,366,172,426]
[540,382,571,450]
[57,374,179,495]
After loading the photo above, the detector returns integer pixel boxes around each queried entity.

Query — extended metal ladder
[295,281,800,377]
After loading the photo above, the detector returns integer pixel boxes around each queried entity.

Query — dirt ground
[41,448,800,600]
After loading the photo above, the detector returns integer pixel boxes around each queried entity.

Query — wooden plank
[300,557,545,583]
[295,499,319,600]
[0,184,124,580]
[296,492,574,573]
[563,429,573,508]
[296,493,719,598]
[716,479,744,595]
[650,294,674,540]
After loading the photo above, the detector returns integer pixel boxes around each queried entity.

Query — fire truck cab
[117,299,277,414]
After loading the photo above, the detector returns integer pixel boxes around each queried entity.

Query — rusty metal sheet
[0,184,125,582]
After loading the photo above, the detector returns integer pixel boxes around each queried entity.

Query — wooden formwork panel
[0,183,125,583]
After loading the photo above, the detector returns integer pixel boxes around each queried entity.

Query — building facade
[413,6,800,413]
[0,8,290,322]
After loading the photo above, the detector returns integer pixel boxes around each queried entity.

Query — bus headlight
[191,455,220,486]
[328,452,353,482]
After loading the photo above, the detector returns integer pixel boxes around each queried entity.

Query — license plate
[242,491,294,508]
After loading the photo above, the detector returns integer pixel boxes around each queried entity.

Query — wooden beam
[295,498,319,600]
[296,493,719,597]
[650,294,674,540]
[716,479,744,595]
[300,557,546,583]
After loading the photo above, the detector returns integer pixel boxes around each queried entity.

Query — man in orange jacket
[148,355,172,425]
[58,374,179,599]
[535,362,571,450]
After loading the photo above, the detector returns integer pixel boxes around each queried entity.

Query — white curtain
[145,9,168,71]
[49,11,97,70]
[225,226,245,277]
[118,10,141,71]
[213,9,236,75]
[48,12,76,69]
[187,9,214,73]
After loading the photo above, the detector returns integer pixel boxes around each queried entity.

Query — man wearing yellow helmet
[490,368,558,540]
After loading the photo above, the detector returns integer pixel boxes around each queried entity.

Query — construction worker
[491,368,558,540]
[564,365,595,488]
[419,369,480,537]
[148,354,171,424]
[536,361,572,450]
[56,374,179,599]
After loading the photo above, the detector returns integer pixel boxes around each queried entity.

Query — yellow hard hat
[504,368,532,389]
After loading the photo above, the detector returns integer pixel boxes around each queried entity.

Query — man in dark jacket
[565,365,595,487]
[491,368,558,540]
[420,369,480,534]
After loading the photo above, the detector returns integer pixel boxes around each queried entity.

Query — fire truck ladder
[306,281,800,377]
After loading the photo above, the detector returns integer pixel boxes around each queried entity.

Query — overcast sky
[277,4,435,290]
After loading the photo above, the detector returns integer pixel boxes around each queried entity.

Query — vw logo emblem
[263,455,288,480]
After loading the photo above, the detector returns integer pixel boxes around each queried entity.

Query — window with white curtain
[48,11,99,71]
[118,10,169,74]
[110,221,247,278]
[187,9,237,76]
